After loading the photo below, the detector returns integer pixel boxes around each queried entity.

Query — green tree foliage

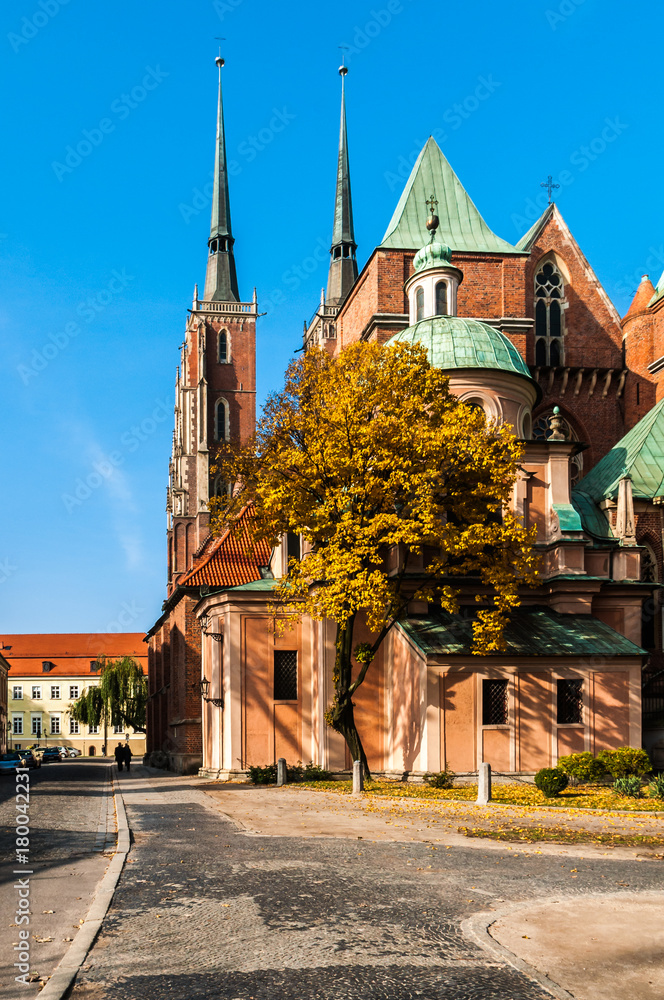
[70,657,147,733]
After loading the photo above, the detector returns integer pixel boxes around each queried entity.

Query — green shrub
[248,763,277,785]
[613,776,643,798]
[302,761,333,782]
[556,752,606,786]
[648,774,664,799]
[598,747,651,779]
[534,767,569,798]
[423,769,455,789]
[247,760,332,784]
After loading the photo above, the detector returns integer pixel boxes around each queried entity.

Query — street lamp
[199,676,224,708]
[199,615,223,642]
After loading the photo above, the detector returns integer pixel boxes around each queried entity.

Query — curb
[461,908,574,1000]
[37,772,130,1000]
[460,889,664,1000]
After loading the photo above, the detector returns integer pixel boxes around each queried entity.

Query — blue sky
[1,0,663,634]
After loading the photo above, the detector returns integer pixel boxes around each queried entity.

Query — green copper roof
[398,606,645,658]
[570,490,614,541]
[649,268,664,307]
[575,397,664,501]
[387,316,534,381]
[413,239,452,273]
[380,138,522,255]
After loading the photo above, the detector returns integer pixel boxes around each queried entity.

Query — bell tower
[166,57,257,593]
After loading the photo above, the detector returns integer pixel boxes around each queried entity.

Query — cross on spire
[541,175,560,204]
[425,194,438,215]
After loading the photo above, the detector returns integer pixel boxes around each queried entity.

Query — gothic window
[532,409,583,488]
[212,475,231,499]
[218,330,230,363]
[416,286,424,322]
[534,261,565,366]
[215,398,229,441]
[641,542,658,583]
[435,281,448,316]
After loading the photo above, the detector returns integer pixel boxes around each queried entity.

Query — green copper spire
[381,137,521,255]
[203,56,240,302]
[326,65,358,307]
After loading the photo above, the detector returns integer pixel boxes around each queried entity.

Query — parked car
[25,745,48,758]
[66,747,82,758]
[41,747,62,764]
[18,750,41,769]
[0,751,28,775]
[54,746,71,760]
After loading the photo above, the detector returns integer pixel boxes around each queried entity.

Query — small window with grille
[482,679,508,725]
[557,679,583,724]
[274,650,298,701]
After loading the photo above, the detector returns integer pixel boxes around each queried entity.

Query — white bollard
[477,762,492,805]
[276,757,287,787]
[352,760,364,795]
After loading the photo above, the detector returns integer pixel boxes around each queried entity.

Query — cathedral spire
[203,56,240,302]
[326,64,358,307]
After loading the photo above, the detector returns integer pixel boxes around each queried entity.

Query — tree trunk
[328,617,371,778]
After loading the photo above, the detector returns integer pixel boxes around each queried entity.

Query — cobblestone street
[67,769,662,1000]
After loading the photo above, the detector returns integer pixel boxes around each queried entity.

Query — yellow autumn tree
[210,342,539,774]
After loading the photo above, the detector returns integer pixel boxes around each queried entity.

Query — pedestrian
[114,742,124,772]
[121,743,133,773]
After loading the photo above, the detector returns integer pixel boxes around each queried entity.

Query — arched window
[534,261,565,366]
[215,398,229,441]
[415,286,425,322]
[212,475,231,499]
[533,409,583,487]
[435,281,448,316]
[218,330,229,364]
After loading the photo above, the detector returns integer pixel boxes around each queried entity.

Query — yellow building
[3,633,147,758]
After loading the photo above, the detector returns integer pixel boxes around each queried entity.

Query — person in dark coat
[121,743,132,772]
[114,743,124,771]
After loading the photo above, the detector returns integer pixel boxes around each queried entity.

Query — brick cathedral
[146,61,664,776]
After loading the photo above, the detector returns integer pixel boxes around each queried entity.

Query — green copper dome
[413,239,452,273]
[388,316,534,381]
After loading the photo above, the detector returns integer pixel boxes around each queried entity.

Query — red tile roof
[180,505,272,588]
[0,633,147,676]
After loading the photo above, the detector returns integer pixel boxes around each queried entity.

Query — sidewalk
[201,781,664,859]
[66,767,664,1000]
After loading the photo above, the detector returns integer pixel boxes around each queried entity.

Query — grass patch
[459,825,664,849]
[295,779,664,812]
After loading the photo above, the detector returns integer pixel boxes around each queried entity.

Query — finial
[339,45,349,75]
[540,175,560,204]
[547,406,567,441]
[215,55,225,68]
[425,193,439,242]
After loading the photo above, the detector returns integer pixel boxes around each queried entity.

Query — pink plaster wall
[443,672,476,772]
[518,672,552,770]
[592,671,629,752]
